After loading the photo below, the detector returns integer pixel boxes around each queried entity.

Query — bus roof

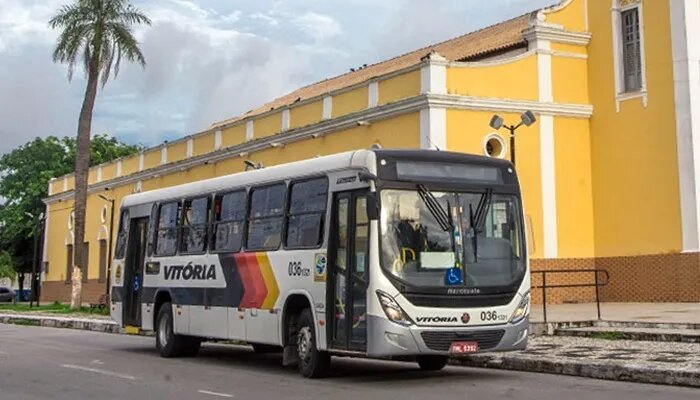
[120,150,374,208]
[120,149,513,208]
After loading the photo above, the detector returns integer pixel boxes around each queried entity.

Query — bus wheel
[416,355,448,371]
[156,302,200,357]
[296,309,330,378]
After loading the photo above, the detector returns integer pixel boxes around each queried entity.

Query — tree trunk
[17,272,24,302]
[70,63,99,310]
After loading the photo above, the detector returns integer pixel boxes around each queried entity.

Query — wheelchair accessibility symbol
[444,267,463,286]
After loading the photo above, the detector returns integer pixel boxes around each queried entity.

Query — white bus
[110,149,530,378]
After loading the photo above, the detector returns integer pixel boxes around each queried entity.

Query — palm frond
[50,0,150,85]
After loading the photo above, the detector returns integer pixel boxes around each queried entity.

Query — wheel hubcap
[297,326,312,362]
[158,314,170,347]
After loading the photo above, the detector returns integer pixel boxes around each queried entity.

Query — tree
[0,251,15,284]
[50,0,150,309]
[0,135,140,302]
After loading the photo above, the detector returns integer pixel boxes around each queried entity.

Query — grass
[0,301,109,316]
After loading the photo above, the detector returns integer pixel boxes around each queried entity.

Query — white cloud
[0,0,63,52]
[293,12,342,44]
[0,0,554,156]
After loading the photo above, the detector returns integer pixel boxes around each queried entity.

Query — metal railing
[531,269,610,323]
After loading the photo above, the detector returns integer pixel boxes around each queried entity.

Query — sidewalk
[455,335,700,387]
[530,302,700,324]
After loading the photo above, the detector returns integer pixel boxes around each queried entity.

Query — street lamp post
[488,110,537,166]
[99,194,115,296]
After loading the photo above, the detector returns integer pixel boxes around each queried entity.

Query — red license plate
[450,341,479,354]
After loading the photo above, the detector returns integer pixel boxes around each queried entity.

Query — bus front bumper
[366,314,529,357]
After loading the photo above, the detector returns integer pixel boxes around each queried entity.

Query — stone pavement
[455,335,700,388]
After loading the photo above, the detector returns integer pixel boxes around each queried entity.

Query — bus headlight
[509,292,530,324]
[376,290,413,326]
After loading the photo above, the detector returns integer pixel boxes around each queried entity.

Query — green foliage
[49,0,151,86]
[0,135,140,273]
[0,251,15,281]
[0,302,109,316]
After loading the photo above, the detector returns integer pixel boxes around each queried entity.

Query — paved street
[0,324,697,400]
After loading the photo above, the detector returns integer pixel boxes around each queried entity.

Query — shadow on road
[118,341,506,383]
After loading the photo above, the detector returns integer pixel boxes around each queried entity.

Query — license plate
[450,341,479,354]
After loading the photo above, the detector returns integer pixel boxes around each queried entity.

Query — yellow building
[42,0,700,304]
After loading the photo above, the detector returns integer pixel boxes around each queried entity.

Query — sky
[0,0,554,155]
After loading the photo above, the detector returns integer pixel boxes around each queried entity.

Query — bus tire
[296,309,330,378]
[416,355,448,371]
[156,302,196,358]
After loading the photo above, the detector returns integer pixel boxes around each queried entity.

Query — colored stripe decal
[257,253,279,309]
[244,252,267,308]
[235,253,255,308]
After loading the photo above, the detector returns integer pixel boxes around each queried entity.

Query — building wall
[41,0,699,305]
[587,0,683,257]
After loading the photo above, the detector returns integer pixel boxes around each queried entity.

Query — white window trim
[611,0,648,112]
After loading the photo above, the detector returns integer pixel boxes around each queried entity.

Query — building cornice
[429,94,593,118]
[44,93,593,204]
[523,25,592,46]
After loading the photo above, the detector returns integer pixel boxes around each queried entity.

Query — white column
[48,179,54,196]
[419,108,446,150]
[63,177,68,191]
[420,53,447,94]
[96,166,103,182]
[671,0,700,252]
[322,96,332,119]
[214,130,222,150]
[282,109,290,132]
[246,120,254,141]
[161,146,167,164]
[116,160,122,177]
[539,115,558,258]
[368,81,379,107]
[186,138,193,158]
[527,20,558,258]
[138,153,144,171]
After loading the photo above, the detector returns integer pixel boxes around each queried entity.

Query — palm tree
[50,0,150,309]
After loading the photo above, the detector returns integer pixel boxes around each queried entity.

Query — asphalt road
[0,324,697,400]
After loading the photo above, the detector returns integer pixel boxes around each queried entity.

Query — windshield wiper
[467,189,493,261]
[472,189,493,234]
[417,184,453,232]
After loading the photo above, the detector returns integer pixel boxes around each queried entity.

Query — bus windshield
[380,189,524,289]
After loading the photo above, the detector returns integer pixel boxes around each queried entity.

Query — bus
[109,149,530,378]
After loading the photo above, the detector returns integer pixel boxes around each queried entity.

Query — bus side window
[114,209,129,260]
[247,183,286,251]
[180,197,209,254]
[213,190,247,252]
[155,202,180,256]
[286,178,328,249]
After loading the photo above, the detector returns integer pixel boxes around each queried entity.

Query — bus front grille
[420,330,505,351]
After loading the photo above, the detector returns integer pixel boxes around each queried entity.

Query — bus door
[123,217,148,327]
[328,190,369,352]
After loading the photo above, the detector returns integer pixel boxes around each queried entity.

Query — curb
[0,314,121,334]
[450,354,700,388]
[2,314,698,388]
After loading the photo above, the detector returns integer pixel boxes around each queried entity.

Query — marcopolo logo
[164,263,217,280]
[416,316,458,323]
